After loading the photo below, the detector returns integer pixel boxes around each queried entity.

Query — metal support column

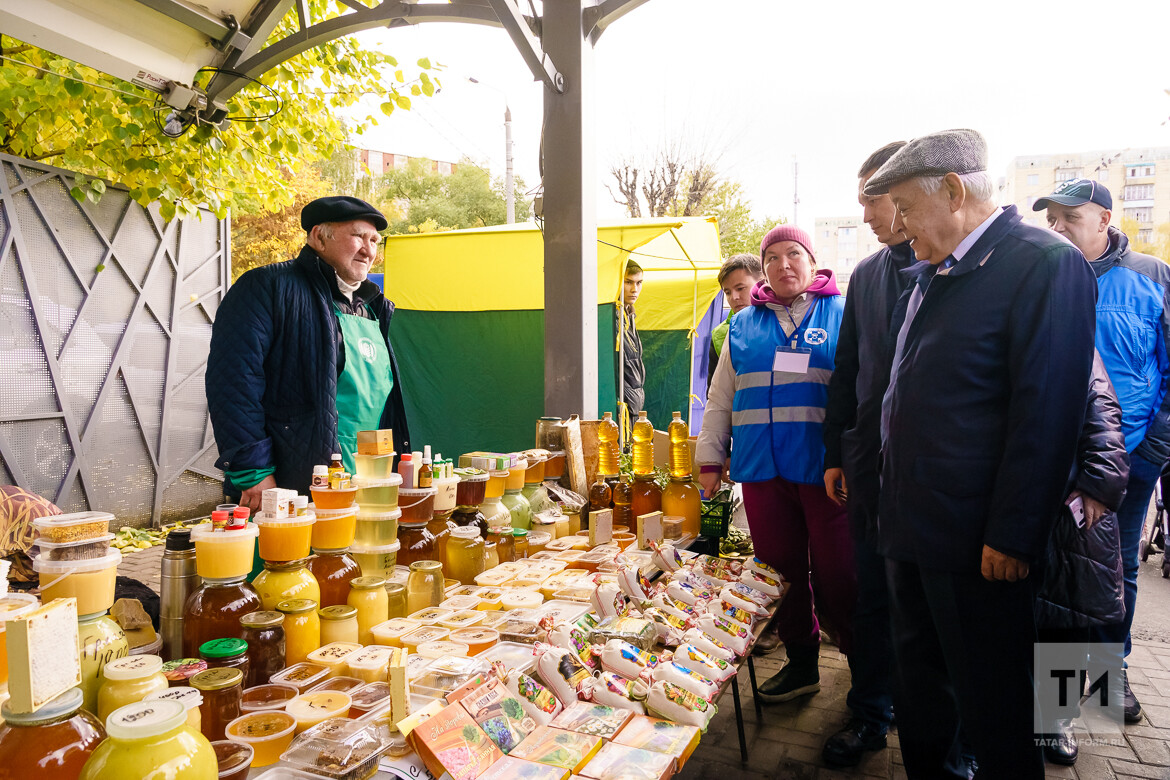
[541,1,597,419]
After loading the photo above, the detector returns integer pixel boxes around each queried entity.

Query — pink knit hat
[760,224,815,262]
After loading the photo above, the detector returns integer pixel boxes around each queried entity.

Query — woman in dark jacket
[1036,351,1128,766]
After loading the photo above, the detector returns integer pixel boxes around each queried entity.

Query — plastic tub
[33,533,114,561]
[280,718,392,780]
[350,539,401,578]
[268,663,330,694]
[417,639,469,659]
[522,451,547,484]
[225,709,296,767]
[34,549,121,615]
[500,590,543,611]
[212,739,254,780]
[32,511,113,543]
[407,606,452,624]
[191,524,259,579]
[398,487,436,522]
[255,515,314,562]
[309,486,358,510]
[368,617,420,647]
[354,508,400,547]
[437,609,486,630]
[286,691,352,733]
[346,681,392,718]
[400,626,449,651]
[505,459,528,491]
[438,594,482,612]
[241,684,299,712]
[544,451,566,480]
[353,474,401,507]
[454,468,489,506]
[432,476,459,513]
[354,453,396,480]
[449,627,501,656]
[479,640,536,673]
[307,676,365,695]
[308,505,357,550]
[410,656,490,700]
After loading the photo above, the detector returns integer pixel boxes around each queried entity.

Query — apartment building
[355,149,458,179]
[812,216,884,290]
[1002,147,1170,244]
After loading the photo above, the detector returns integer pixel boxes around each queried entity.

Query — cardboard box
[459,677,537,754]
[510,726,602,773]
[405,700,503,780]
[478,755,570,780]
[357,428,394,455]
[611,715,700,768]
[579,742,675,780]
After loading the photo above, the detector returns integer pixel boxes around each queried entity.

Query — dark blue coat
[878,206,1097,572]
[207,247,411,494]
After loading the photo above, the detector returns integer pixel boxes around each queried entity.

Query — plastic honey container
[285,692,351,734]
[225,709,296,767]
[432,476,459,513]
[354,453,396,481]
[190,524,258,580]
[309,486,358,510]
[34,550,122,616]
[354,508,401,547]
[32,511,113,544]
[255,515,315,562]
[398,487,436,523]
[350,540,401,579]
[308,505,358,550]
[353,474,402,510]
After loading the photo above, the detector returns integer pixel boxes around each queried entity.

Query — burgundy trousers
[742,475,856,655]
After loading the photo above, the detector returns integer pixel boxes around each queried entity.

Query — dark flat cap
[863,129,988,195]
[301,196,387,232]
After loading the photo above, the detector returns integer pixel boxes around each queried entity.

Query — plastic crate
[700,498,732,539]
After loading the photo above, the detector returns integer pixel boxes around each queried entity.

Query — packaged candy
[406,700,504,780]
[745,556,782,581]
[612,715,701,768]
[665,579,714,607]
[651,660,719,699]
[584,671,648,714]
[509,725,602,773]
[672,643,735,683]
[589,582,624,620]
[717,602,757,627]
[502,668,564,727]
[720,582,773,615]
[588,616,657,652]
[550,701,635,739]
[696,614,751,657]
[476,755,577,780]
[546,622,597,670]
[681,627,735,662]
[640,607,688,646]
[694,554,742,582]
[617,566,651,603]
[534,644,593,705]
[598,639,662,681]
[645,680,716,731]
[580,742,676,780]
[740,570,783,599]
[650,594,699,623]
[460,677,538,754]
[648,541,682,574]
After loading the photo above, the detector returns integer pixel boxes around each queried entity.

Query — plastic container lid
[398,486,436,497]
[34,533,115,552]
[1,685,83,724]
[255,513,315,527]
[355,508,401,522]
[32,548,121,574]
[32,511,114,532]
[146,686,203,711]
[449,526,481,540]
[309,504,360,518]
[106,699,187,740]
[349,539,401,555]
[103,653,164,680]
[454,468,489,482]
[190,523,260,542]
[0,593,39,629]
[212,739,254,777]
[201,638,249,658]
[240,683,298,711]
[352,474,403,488]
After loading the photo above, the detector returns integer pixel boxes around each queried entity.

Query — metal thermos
[159,528,200,659]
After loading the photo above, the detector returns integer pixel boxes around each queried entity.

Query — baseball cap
[1032,178,1112,211]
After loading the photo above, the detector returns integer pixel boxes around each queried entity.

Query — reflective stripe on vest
[727,296,844,485]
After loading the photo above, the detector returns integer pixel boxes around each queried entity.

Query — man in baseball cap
[207,194,411,510]
[869,129,1097,778]
[1037,177,1170,730]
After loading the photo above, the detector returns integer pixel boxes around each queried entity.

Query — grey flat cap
[863,128,988,195]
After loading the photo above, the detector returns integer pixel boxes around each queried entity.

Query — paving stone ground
[118,539,1170,779]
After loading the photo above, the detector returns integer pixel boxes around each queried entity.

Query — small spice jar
[318,604,360,645]
[190,667,244,742]
[239,611,286,688]
[199,638,251,684]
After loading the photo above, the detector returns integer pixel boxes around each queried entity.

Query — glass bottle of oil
[630,474,662,520]
[631,410,655,476]
[612,475,633,529]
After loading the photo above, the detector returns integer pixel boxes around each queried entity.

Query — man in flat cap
[866,129,1097,777]
[208,196,411,508]
[1037,178,1169,727]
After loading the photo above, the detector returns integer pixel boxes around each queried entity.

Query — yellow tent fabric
[382,217,723,329]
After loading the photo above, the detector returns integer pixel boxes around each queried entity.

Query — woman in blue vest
[697,224,857,703]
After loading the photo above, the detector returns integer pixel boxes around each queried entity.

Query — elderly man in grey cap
[865,129,1097,778]
[208,196,412,508]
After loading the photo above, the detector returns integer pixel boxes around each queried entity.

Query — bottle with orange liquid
[631,411,655,476]
[598,412,620,476]
[667,412,692,479]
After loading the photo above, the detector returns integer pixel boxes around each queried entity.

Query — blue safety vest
[728,296,844,485]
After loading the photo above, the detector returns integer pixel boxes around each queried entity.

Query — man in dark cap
[207,196,411,509]
[865,129,1097,778]
[1037,178,1170,726]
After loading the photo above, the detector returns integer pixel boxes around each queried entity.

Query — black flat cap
[301,196,387,232]
[863,129,988,195]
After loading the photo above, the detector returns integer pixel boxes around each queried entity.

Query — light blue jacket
[1091,227,1170,465]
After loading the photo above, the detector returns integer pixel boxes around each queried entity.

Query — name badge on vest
[773,346,811,374]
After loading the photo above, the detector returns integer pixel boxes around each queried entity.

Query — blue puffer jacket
[1090,227,1170,465]
[207,247,411,494]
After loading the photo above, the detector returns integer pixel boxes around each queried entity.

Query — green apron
[333,301,394,475]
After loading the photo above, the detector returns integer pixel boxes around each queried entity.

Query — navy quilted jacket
[207,247,411,494]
